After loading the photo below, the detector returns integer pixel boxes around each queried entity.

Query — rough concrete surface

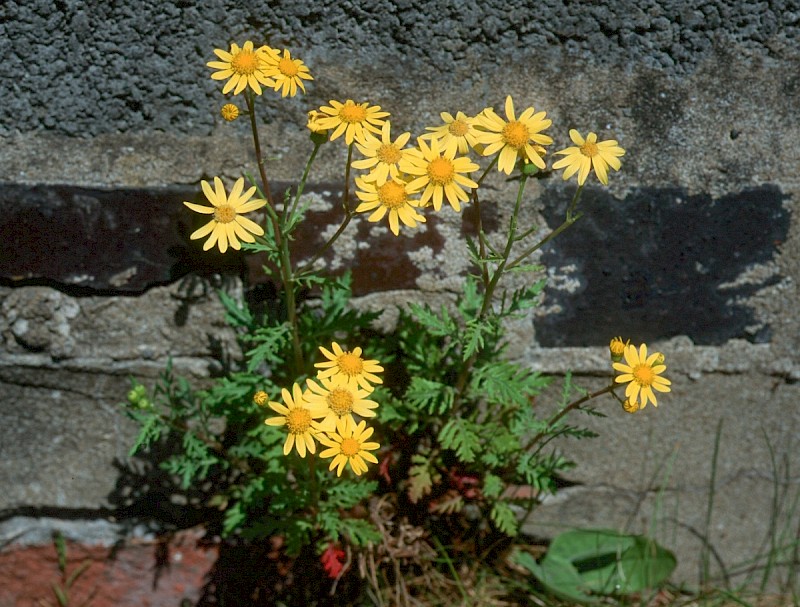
[0,0,799,594]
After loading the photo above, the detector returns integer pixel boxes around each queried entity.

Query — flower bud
[306,110,329,143]
[622,399,639,414]
[220,103,240,122]
[253,390,269,406]
[609,336,629,362]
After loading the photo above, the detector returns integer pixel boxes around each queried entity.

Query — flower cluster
[308,93,625,236]
[611,340,672,411]
[263,342,383,476]
[188,41,628,248]
[208,40,312,97]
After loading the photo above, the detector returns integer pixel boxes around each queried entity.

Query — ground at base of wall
[0,527,215,607]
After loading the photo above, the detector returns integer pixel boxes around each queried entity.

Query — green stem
[244,91,303,375]
[296,143,355,275]
[475,155,499,187]
[245,91,275,209]
[287,140,322,221]
[505,186,585,271]
[308,453,319,508]
[452,174,529,402]
[522,383,617,453]
[472,189,490,289]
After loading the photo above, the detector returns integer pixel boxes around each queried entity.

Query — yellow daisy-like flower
[305,375,379,431]
[315,100,389,145]
[183,177,266,254]
[476,95,553,174]
[552,130,625,186]
[265,48,313,97]
[399,137,479,212]
[609,336,629,362]
[207,41,277,95]
[264,383,327,457]
[352,122,411,183]
[319,417,380,477]
[421,111,483,156]
[613,343,672,409]
[315,342,384,390]
[354,174,426,236]
[220,103,240,121]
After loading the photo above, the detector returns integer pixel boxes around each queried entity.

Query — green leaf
[245,323,293,372]
[408,302,457,336]
[438,417,481,463]
[405,377,456,415]
[470,361,549,408]
[490,501,518,536]
[462,318,487,360]
[516,529,677,603]
[408,454,439,503]
[326,480,378,509]
[341,518,382,547]
[483,473,504,499]
[456,274,483,318]
[127,412,164,457]
[513,550,599,604]
[217,288,253,328]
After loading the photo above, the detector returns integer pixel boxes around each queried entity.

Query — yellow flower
[609,336,629,362]
[220,103,240,121]
[306,109,329,136]
[354,175,426,236]
[420,111,483,156]
[613,343,672,409]
[552,130,625,185]
[264,383,327,457]
[305,375,379,431]
[319,417,380,477]
[315,100,389,145]
[207,41,277,95]
[622,399,640,414]
[352,121,411,183]
[314,342,384,390]
[266,48,313,97]
[183,177,266,253]
[399,137,479,212]
[253,390,269,406]
[475,95,553,174]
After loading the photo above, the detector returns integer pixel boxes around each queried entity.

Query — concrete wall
[1,0,799,590]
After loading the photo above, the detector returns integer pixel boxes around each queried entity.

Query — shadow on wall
[535,184,791,347]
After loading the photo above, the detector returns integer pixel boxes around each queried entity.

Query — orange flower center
[278,56,299,77]
[339,103,367,124]
[337,352,364,377]
[427,157,455,185]
[327,388,354,416]
[502,121,529,149]
[580,141,599,157]
[231,49,258,75]
[377,144,402,164]
[214,205,236,223]
[340,437,360,457]
[448,119,469,137]
[377,181,407,209]
[286,407,312,434]
[632,364,655,387]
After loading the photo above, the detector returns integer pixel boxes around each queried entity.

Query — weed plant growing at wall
[123,39,675,604]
